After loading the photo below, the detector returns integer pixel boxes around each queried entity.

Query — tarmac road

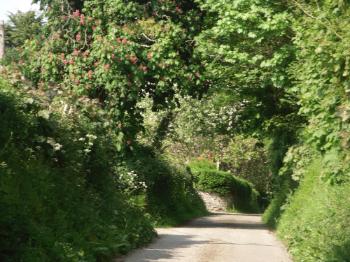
[121,213,292,262]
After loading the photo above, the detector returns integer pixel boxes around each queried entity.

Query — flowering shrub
[117,168,147,195]
[22,0,206,149]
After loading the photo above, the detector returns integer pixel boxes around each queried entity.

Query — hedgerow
[262,2,350,261]
[3,0,350,260]
[122,146,207,226]
[277,157,350,261]
[188,160,260,213]
[0,78,156,261]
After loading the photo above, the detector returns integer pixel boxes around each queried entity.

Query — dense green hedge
[262,3,350,261]
[0,80,156,261]
[188,160,259,213]
[0,79,206,261]
[124,147,207,226]
[269,158,350,261]
[196,169,236,196]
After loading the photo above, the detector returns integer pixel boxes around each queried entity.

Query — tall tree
[5,11,42,48]
[195,0,301,136]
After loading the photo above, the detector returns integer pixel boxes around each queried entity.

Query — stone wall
[198,191,232,213]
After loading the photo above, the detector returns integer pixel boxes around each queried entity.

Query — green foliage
[188,159,217,172]
[262,178,291,229]
[1,2,211,259]
[0,78,155,261]
[195,0,299,134]
[188,160,260,213]
[221,136,271,194]
[0,75,207,259]
[263,140,313,228]
[195,169,236,196]
[4,1,350,260]
[1,11,42,65]
[289,0,350,182]
[4,11,42,48]
[279,143,314,182]
[138,93,242,166]
[163,94,243,160]
[123,146,207,226]
[277,157,350,261]
[21,0,206,145]
[262,3,350,258]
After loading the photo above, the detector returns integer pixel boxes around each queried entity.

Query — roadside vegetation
[188,160,260,213]
[1,0,350,261]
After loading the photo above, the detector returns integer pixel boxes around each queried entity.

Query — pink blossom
[73,49,80,56]
[76,33,81,42]
[88,70,93,79]
[73,10,80,18]
[80,14,85,25]
[129,55,138,64]
[175,6,183,13]
[139,65,148,73]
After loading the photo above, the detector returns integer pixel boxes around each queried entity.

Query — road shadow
[209,212,263,217]
[185,221,267,230]
[119,234,209,262]
[184,214,267,230]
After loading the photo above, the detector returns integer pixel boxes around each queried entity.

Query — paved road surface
[120,213,292,262]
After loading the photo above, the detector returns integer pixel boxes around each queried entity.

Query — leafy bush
[221,136,271,194]
[188,160,260,213]
[289,1,350,183]
[123,146,207,226]
[195,169,237,196]
[0,79,155,261]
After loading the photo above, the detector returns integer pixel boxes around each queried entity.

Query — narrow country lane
[119,213,292,262]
